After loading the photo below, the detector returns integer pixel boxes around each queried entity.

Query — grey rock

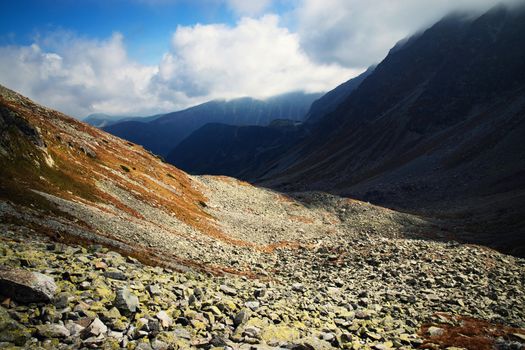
[220,284,237,296]
[148,284,161,296]
[114,287,139,315]
[104,271,127,281]
[0,266,57,303]
[54,292,70,309]
[428,326,444,337]
[151,339,169,350]
[234,308,251,327]
[292,283,305,292]
[156,311,173,329]
[36,324,71,338]
[245,301,260,311]
[81,318,108,339]
[174,327,192,340]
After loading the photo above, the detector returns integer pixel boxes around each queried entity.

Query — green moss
[0,307,31,346]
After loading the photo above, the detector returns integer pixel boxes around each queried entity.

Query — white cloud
[0,33,170,117]
[0,16,356,118]
[295,0,524,67]
[155,15,357,100]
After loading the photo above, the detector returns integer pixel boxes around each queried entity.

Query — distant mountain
[167,120,305,177]
[305,65,375,123]
[83,113,163,128]
[164,70,375,176]
[103,91,321,157]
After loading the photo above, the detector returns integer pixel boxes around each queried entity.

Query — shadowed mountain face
[167,120,305,177]
[103,92,321,157]
[256,6,525,255]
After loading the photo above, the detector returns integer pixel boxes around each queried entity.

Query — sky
[0,0,522,118]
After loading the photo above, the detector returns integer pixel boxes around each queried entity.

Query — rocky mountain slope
[103,92,321,158]
[1,85,524,349]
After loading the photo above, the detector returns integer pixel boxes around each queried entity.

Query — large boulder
[0,266,57,303]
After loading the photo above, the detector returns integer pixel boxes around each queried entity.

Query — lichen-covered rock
[81,318,108,339]
[0,306,31,345]
[114,287,139,315]
[0,266,57,303]
[36,323,71,338]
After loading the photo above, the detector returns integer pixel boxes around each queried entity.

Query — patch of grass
[420,313,525,350]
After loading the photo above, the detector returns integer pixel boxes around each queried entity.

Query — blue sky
[1,0,233,64]
[0,0,297,64]
[0,0,516,117]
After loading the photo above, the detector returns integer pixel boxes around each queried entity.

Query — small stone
[234,309,250,327]
[94,261,108,270]
[245,301,260,311]
[65,320,85,336]
[322,332,336,342]
[151,339,169,350]
[254,288,266,299]
[243,326,261,339]
[0,267,57,303]
[36,324,70,338]
[104,271,127,281]
[148,285,161,296]
[292,283,305,292]
[355,310,369,319]
[156,311,173,329]
[0,306,31,345]
[174,327,192,340]
[220,285,237,296]
[428,326,444,337]
[114,287,139,315]
[81,318,108,339]
[53,292,70,309]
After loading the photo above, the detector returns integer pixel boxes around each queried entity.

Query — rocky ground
[1,215,524,349]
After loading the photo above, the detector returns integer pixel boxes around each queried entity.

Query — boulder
[0,266,57,303]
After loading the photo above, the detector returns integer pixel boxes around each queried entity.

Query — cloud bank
[295,0,524,66]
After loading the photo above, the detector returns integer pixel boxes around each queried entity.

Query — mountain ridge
[103,91,321,157]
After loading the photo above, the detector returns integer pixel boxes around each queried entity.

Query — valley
[0,3,524,350]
